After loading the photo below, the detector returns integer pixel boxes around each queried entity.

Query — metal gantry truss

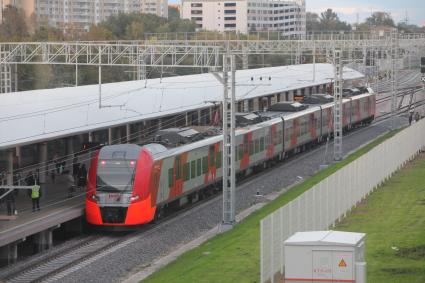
[0,36,423,95]
[391,31,400,130]
[333,49,343,161]
[221,54,236,228]
[0,51,12,93]
[0,35,424,65]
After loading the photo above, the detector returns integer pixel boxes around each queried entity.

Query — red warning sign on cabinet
[338,258,347,268]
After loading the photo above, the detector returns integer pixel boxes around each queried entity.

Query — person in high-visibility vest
[31,185,41,212]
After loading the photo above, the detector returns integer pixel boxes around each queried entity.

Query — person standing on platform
[31,184,41,212]
[415,112,420,122]
[78,164,87,188]
[53,153,60,174]
[72,155,79,185]
[409,110,414,125]
[67,173,75,198]
[49,161,56,183]
[5,190,16,216]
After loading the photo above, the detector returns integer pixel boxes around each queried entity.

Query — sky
[307,0,425,26]
[170,0,425,26]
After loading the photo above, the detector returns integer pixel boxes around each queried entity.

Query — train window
[244,142,249,153]
[216,152,222,168]
[175,156,181,179]
[168,168,174,188]
[202,156,208,174]
[197,159,202,176]
[255,139,260,154]
[249,141,254,156]
[191,161,196,179]
[112,151,126,159]
[183,163,190,181]
[260,137,265,151]
[209,146,215,167]
[238,145,244,160]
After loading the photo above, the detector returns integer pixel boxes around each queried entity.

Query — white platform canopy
[0,63,364,150]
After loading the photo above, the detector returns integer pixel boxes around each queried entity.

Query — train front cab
[86,144,162,227]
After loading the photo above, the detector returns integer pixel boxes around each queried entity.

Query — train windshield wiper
[96,185,120,192]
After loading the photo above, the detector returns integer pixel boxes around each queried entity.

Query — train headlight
[130,194,140,202]
[91,194,97,201]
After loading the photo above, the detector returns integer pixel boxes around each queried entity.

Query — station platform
[0,174,85,265]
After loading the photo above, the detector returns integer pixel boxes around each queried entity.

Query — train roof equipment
[235,112,267,127]
[303,94,334,104]
[153,127,205,146]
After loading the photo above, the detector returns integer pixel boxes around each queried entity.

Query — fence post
[280,208,284,276]
[271,213,275,283]
[260,220,264,283]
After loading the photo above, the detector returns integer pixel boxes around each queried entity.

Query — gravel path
[57,115,408,283]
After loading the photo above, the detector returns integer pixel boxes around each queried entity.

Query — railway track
[0,188,222,283]
[375,85,423,104]
[1,86,424,283]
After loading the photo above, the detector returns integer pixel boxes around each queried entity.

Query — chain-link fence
[260,118,425,283]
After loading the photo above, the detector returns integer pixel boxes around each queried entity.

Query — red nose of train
[85,144,158,226]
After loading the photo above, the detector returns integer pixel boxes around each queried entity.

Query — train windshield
[96,160,137,192]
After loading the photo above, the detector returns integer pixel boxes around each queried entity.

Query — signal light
[130,194,140,202]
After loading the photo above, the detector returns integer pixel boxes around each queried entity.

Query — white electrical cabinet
[284,231,366,283]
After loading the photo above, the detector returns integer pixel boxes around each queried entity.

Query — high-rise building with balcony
[181,0,305,36]
[1,0,168,31]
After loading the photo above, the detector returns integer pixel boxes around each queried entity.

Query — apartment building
[181,0,305,35]
[1,0,168,31]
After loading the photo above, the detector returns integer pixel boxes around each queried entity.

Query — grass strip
[336,153,425,282]
[143,129,402,283]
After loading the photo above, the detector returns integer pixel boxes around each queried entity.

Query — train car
[86,118,284,226]
[349,92,376,126]
[86,91,376,227]
[282,105,322,154]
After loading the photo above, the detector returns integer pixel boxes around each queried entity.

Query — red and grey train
[86,91,376,226]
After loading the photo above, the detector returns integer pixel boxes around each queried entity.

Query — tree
[318,9,351,31]
[84,25,114,40]
[365,12,395,27]
[397,22,425,33]
[168,6,180,20]
[32,26,65,41]
[126,21,145,39]
[0,5,29,41]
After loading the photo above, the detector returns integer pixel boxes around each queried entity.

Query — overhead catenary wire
[6,107,223,184]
